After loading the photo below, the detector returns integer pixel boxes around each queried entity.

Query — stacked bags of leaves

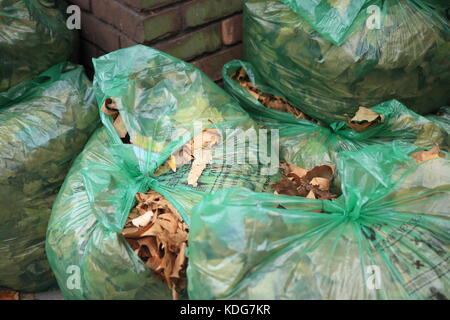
[187,142,450,299]
[223,60,449,173]
[0,0,76,92]
[0,62,99,292]
[45,45,278,300]
[243,0,450,124]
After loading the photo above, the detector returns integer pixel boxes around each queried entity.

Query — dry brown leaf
[0,290,19,300]
[310,177,330,191]
[187,129,220,187]
[305,165,335,181]
[101,98,119,118]
[113,115,128,139]
[272,162,338,200]
[280,162,308,178]
[306,190,316,199]
[122,190,188,300]
[347,106,384,132]
[411,145,445,163]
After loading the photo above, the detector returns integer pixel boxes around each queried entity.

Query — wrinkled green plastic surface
[45,46,277,300]
[0,62,99,292]
[243,0,450,124]
[223,60,449,171]
[188,142,450,299]
[0,0,76,92]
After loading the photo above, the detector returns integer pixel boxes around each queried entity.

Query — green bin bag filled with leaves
[187,142,450,299]
[0,0,77,92]
[243,0,450,124]
[223,60,449,172]
[45,45,278,300]
[0,62,99,292]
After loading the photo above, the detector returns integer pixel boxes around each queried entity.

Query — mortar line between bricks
[76,5,242,49]
[186,42,242,63]
[120,0,187,15]
[144,11,243,46]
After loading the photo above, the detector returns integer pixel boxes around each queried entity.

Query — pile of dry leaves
[102,97,221,187]
[122,190,188,300]
[271,162,338,200]
[232,68,313,121]
[117,117,223,299]
[232,68,388,134]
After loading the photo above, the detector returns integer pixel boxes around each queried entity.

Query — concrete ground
[34,289,64,300]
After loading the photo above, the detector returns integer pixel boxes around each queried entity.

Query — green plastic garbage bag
[187,142,450,299]
[223,60,449,171]
[45,45,277,300]
[243,0,450,124]
[0,0,77,92]
[0,62,99,292]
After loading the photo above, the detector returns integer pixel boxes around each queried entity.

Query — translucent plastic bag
[243,0,450,123]
[0,62,99,292]
[0,0,77,92]
[45,46,276,300]
[223,60,449,171]
[188,142,450,300]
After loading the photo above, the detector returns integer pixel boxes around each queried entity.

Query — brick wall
[69,0,243,81]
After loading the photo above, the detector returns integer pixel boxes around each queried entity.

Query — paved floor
[34,289,64,300]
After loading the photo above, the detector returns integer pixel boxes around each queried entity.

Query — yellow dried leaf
[167,155,177,172]
[348,106,384,132]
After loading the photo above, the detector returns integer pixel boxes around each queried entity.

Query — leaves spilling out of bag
[160,128,221,187]
[102,98,220,186]
[410,145,445,163]
[122,190,188,300]
[232,68,313,121]
[271,162,337,200]
[346,106,385,132]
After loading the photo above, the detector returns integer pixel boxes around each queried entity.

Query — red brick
[92,0,145,42]
[182,0,243,28]
[120,0,179,11]
[67,0,91,11]
[81,14,121,52]
[221,14,242,45]
[92,0,180,43]
[154,23,222,61]
[191,44,243,81]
